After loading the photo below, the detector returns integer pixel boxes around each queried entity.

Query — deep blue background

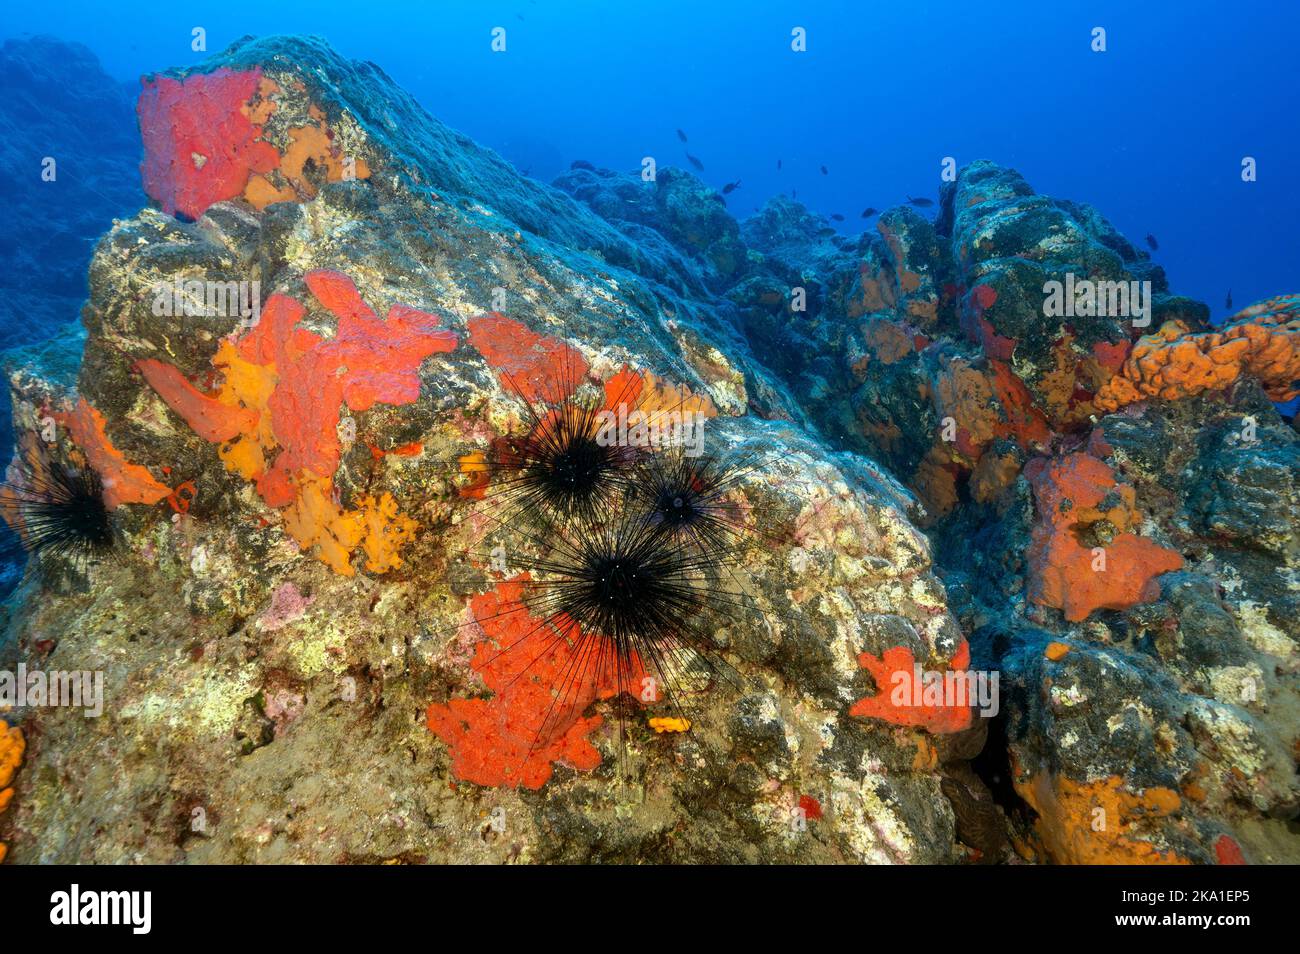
[2,0,1298,324]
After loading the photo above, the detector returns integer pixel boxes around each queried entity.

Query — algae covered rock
[2,32,1296,868]
[0,35,980,864]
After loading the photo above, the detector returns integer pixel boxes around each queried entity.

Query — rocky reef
[0,35,1295,864]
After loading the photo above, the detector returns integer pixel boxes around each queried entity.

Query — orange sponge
[1025,452,1182,621]
[0,720,24,864]
[1096,294,1300,411]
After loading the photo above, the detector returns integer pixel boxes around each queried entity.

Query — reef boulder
[2,35,1295,868]
[1,35,984,864]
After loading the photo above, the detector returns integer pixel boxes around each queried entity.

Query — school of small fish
[564,133,1189,259]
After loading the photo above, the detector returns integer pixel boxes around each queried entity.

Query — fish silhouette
[685,153,704,171]
[676,128,688,143]
[906,195,934,208]
[830,213,844,222]
[820,165,829,175]
[1226,289,1233,310]
[722,180,741,194]
[1146,233,1159,250]
[860,207,878,218]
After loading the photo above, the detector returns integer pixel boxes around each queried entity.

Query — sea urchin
[0,449,114,565]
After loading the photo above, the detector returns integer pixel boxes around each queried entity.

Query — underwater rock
[554,164,746,292]
[924,244,1300,860]
[0,35,972,864]
[745,161,1299,862]
[1,34,1295,867]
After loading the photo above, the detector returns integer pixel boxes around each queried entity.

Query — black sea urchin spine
[445,356,785,766]
[495,508,745,735]
[466,360,647,530]
[0,453,114,565]
[633,448,752,563]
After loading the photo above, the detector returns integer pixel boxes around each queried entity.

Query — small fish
[830,213,845,222]
[685,153,704,171]
[676,128,688,143]
[1145,233,1159,250]
[570,159,595,171]
[722,180,741,194]
[860,207,878,218]
[906,195,934,208]
[777,159,782,171]
[1225,289,1233,310]
[792,188,797,199]
[820,165,829,175]
[816,227,836,238]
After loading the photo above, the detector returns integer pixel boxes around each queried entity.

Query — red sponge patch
[138,67,280,220]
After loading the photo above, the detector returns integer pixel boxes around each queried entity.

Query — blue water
[4,0,1298,328]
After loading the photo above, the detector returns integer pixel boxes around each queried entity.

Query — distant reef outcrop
[0,36,142,350]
